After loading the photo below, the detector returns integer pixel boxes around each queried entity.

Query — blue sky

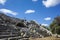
[0,0,60,26]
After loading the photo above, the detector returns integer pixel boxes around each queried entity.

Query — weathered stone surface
[0,13,52,38]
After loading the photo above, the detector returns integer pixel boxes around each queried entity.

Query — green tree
[50,16,60,34]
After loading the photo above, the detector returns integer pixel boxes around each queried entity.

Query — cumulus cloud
[44,17,51,21]
[41,23,48,26]
[0,9,18,16]
[25,10,35,14]
[42,0,60,8]
[0,0,6,5]
[32,0,38,2]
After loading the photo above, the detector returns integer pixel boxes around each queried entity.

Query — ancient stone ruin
[0,13,52,39]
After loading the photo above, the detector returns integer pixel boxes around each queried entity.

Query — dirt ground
[29,37,60,40]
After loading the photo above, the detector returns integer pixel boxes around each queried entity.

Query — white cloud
[0,0,6,5]
[32,0,38,2]
[25,10,35,14]
[42,0,60,8]
[44,17,51,21]
[41,23,48,26]
[0,9,18,16]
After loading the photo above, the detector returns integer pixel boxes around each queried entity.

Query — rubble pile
[0,13,52,38]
